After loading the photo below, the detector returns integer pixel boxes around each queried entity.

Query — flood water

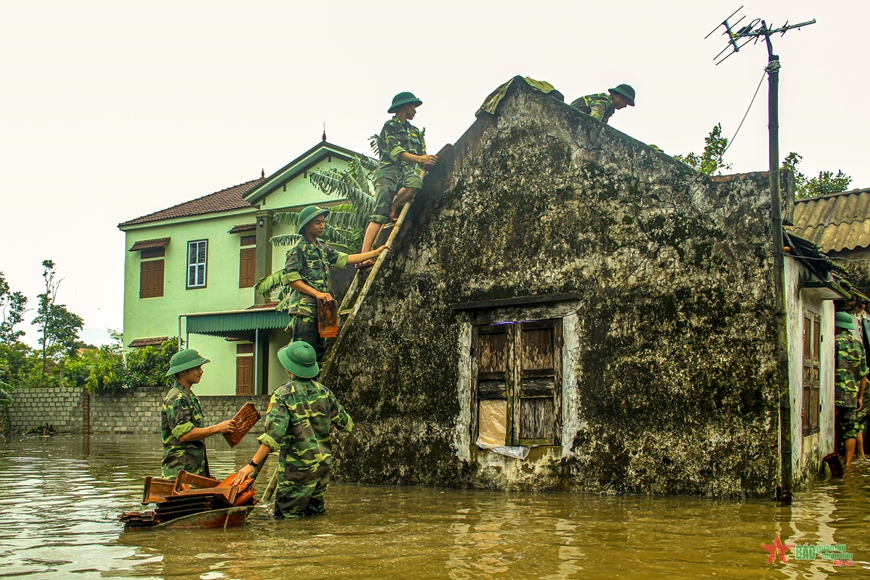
[0,435,868,580]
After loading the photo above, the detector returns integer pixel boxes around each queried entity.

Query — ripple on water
[1,434,869,579]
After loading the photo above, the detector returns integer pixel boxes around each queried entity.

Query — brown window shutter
[516,320,561,446]
[140,260,164,298]
[236,356,253,396]
[239,247,256,288]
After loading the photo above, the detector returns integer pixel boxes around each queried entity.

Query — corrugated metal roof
[790,188,870,252]
[186,309,291,335]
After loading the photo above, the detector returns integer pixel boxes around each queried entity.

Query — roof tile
[119,178,264,228]
[790,188,870,252]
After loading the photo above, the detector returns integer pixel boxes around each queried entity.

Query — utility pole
[707,7,815,506]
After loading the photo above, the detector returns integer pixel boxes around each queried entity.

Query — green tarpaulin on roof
[186,310,291,335]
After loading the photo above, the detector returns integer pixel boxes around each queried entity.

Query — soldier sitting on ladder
[357,91,438,268]
[284,205,388,361]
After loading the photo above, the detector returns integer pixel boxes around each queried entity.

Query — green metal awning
[186,309,291,336]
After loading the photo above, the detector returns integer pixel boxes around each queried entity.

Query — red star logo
[761,534,794,564]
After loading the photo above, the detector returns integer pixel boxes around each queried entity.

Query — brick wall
[6,387,85,434]
[5,386,270,435]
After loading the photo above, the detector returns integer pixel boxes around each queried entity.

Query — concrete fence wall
[5,386,271,435]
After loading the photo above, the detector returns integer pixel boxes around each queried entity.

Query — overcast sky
[2,0,867,348]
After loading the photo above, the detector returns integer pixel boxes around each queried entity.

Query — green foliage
[0,272,28,345]
[63,334,126,393]
[0,341,34,388]
[782,152,853,199]
[33,260,84,387]
[674,123,733,176]
[125,337,178,389]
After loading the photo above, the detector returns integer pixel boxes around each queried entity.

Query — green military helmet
[297,205,330,231]
[609,84,636,106]
[835,311,857,330]
[388,91,423,114]
[278,342,320,378]
[165,349,210,377]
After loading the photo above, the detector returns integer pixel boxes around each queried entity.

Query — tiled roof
[789,188,870,252]
[119,178,265,228]
[129,237,170,252]
[128,336,169,348]
[228,224,257,234]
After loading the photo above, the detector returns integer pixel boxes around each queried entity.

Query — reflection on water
[0,435,868,579]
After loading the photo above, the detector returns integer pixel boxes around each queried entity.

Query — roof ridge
[793,187,870,204]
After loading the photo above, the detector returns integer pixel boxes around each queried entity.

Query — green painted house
[118,140,361,396]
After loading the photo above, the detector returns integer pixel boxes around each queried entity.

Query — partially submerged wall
[329,80,780,497]
[5,386,269,436]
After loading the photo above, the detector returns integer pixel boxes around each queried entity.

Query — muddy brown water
[0,435,868,579]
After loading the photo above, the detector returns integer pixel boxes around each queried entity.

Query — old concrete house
[327,78,849,498]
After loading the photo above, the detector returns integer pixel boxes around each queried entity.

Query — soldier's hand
[375,245,390,255]
[231,465,255,486]
[217,419,236,434]
[421,155,437,167]
[316,292,334,304]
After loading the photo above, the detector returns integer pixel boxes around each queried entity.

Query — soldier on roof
[358,92,437,267]
[570,84,636,124]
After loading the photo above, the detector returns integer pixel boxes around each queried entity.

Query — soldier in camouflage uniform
[834,311,867,466]
[358,92,438,266]
[284,205,387,360]
[570,84,635,124]
[233,341,353,518]
[161,349,236,480]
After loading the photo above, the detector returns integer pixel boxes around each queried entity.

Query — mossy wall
[329,81,779,497]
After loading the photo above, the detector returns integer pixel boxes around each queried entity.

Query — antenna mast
[707,7,815,508]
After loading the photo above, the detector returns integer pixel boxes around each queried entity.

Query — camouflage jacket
[161,381,208,479]
[257,378,353,472]
[283,237,348,315]
[570,92,615,124]
[835,332,868,408]
[374,117,426,179]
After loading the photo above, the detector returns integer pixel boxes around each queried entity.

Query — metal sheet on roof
[186,310,291,335]
[790,188,870,252]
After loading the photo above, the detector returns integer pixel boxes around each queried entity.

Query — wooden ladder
[318,144,451,381]
[318,200,412,381]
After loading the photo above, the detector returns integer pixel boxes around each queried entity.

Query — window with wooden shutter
[139,259,164,298]
[472,319,562,447]
[239,247,256,288]
[802,311,821,436]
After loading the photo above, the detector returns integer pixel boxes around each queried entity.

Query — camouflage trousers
[273,466,332,518]
[289,311,325,361]
[835,405,860,442]
[371,167,424,224]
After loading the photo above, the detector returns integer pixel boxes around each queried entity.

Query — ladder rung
[338,309,353,316]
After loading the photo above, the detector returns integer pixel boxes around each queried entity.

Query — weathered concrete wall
[329,80,780,497]
[6,386,270,435]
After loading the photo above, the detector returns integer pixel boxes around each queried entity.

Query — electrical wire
[717,70,767,163]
